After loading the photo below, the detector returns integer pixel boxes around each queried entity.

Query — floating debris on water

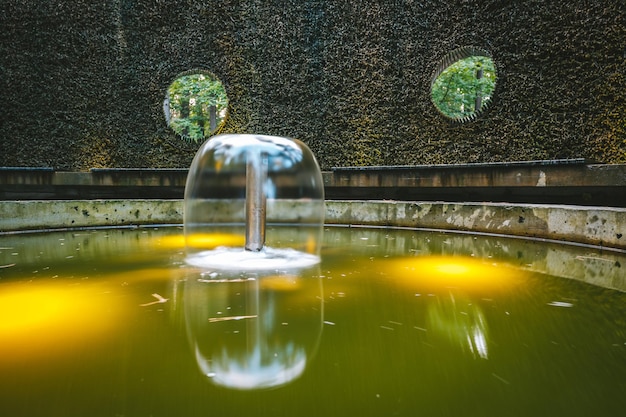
[208,315,257,323]
[492,373,511,385]
[139,293,169,307]
[547,301,574,308]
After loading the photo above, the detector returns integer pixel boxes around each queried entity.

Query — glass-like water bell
[184,134,325,269]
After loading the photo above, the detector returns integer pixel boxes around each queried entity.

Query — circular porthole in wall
[164,72,228,142]
[431,47,497,122]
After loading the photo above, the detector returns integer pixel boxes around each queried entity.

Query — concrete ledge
[326,201,626,250]
[3,162,626,206]
[1,199,625,251]
[0,200,184,231]
[325,161,626,206]
[328,159,626,187]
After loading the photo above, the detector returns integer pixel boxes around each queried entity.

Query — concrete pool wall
[2,199,625,252]
[2,199,625,294]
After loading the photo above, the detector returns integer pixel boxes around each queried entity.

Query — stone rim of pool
[1,199,625,251]
[1,199,624,294]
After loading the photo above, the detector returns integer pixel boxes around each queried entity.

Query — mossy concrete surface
[327,201,626,250]
[1,200,625,252]
[0,200,184,232]
[1,1,624,170]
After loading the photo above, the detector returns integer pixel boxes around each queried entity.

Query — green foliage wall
[0,0,624,170]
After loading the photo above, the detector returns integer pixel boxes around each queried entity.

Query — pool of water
[1,226,625,417]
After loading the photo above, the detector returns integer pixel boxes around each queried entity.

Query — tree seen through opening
[431,56,496,120]
[166,73,228,142]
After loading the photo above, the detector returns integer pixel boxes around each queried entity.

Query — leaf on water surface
[547,301,574,308]
[139,293,169,307]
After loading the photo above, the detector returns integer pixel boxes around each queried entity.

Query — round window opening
[431,47,497,122]
[164,72,228,142]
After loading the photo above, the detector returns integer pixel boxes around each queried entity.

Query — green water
[1,226,625,417]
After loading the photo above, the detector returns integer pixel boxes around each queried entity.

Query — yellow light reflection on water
[154,233,245,250]
[111,266,189,283]
[0,281,124,364]
[386,255,523,292]
[260,275,301,291]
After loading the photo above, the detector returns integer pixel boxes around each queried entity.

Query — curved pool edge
[1,199,625,251]
[1,199,625,292]
[328,200,626,252]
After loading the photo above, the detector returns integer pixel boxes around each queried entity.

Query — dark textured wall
[0,0,624,170]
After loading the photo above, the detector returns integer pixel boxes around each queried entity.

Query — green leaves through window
[431,48,497,122]
[165,72,228,142]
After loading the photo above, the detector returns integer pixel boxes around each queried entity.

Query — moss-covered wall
[1,0,624,170]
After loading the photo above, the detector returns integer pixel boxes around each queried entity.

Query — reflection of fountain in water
[182,134,325,390]
[183,267,324,390]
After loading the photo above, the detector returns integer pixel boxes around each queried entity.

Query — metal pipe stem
[245,152,267,251]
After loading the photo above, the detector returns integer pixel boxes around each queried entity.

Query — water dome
[184,134,325,270]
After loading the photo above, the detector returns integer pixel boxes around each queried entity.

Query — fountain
[183,134,324,268]
[181,134,325,389]
[0,137,625,415]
